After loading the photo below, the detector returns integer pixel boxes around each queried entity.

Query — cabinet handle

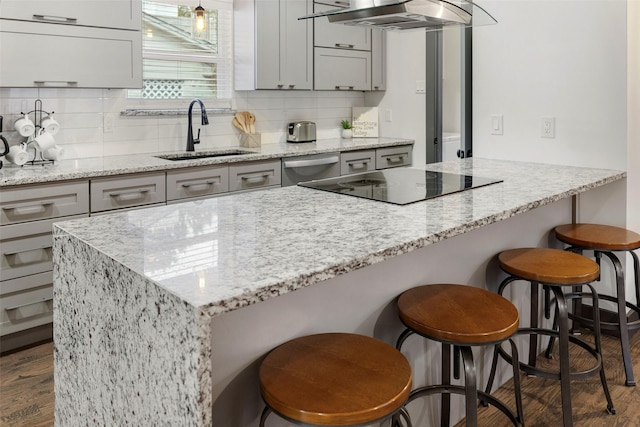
[5,297,53,312]
[109,189,150,201]
[335,43,355,49]
[288,84,296,89]
[3,202,53,217]
[182,180,217,189]
[34,81,78,87]
[32,14,78,24]
[335,86,354,91]
[385,155,405,163]
[277,84,284,89]
[241,173,270,184]
[334,1,350,6]
[349,161,367,170]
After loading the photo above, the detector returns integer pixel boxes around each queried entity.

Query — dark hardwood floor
[1,331,640,426]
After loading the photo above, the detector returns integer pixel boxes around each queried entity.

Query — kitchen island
[52,158,625,426]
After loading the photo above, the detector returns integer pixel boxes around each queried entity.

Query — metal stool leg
[529,283,540,368]
[460,346,478,427]
[508,338,525,426]
[549,286,573,427]
[632,250,640,307]
[441,343,451,427]
[259,406,272,427]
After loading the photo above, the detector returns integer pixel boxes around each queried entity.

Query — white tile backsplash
[0,88,365,159]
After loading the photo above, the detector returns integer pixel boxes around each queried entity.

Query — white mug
[43,144,65,161]
[14,115,35,137]
[33,129,56,151]
[5,143,29,166]
[40,115,60,135]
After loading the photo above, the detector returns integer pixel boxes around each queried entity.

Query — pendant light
[195,1,205,32]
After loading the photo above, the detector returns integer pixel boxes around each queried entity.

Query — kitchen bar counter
[53,158,625,426]
[0,137,412,186]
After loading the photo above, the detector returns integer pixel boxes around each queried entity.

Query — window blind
[129,0,233,102]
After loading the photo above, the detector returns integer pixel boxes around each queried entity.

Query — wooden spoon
[234,112,248,133]
[232,117,245,133]
[246,112,256,134]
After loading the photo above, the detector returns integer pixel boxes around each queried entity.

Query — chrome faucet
[186,99,209,152]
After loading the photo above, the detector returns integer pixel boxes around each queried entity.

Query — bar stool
[259,333,413,426]
[554,223,640,386]
[485,248,615,427]
[396,284,524,427]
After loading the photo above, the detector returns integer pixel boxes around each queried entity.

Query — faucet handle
[194,128,201,145]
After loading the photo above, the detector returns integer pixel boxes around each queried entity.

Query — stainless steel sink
[156,149,254,161]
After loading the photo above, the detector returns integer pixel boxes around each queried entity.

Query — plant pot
[341,129,353,139]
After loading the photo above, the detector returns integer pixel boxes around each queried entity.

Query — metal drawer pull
[5,297,53,312]
[33,14,78,24]
[182,180,217,189]
[335,43,355,49]
[349,161,366,169]
[277,84,284,89]
[335,86,355,90]
[34,81,78,87]
[386,155,405,163]
[283,156,340,168]
[288,84,296,89]
[3,202,53,216]
[242,174,270,184]
[109,189,150,201]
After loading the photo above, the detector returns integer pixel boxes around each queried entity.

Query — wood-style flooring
[1,331,640,426]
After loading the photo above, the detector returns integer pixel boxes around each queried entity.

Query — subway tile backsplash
[0,88,365,160]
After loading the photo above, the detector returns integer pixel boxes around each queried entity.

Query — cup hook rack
[21,99,55,166]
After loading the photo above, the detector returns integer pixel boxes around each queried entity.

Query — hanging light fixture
[195,1,206,32]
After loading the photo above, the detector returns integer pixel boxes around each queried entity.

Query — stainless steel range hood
[299,0,496,31]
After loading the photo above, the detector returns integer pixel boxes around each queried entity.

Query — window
[129,0,233,103]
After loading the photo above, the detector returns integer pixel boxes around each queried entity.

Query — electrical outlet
[541,117,555,138]
[385,109,392,122]
[416,80,426,94]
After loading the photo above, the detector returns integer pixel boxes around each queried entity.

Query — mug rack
[21,99,55,166]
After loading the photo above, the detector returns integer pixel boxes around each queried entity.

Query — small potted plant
[340,119,353,139]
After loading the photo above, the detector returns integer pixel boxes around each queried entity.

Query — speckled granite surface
[53,158,625,426]
[0,137,412,186]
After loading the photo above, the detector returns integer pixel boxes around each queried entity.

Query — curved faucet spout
[186,99,209,152]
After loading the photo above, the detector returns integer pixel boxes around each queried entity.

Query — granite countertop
[53,158,625,317]
[0,137,413,186]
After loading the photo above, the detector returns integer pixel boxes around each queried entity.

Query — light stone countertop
[53,158,626,316]
[0,137,413,186]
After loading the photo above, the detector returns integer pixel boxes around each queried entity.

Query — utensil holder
[239,132,261,148]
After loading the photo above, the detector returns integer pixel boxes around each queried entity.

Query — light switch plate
[491,114,503,135]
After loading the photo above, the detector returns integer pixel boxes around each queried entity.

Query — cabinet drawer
[0,0,141,30]
[314,3,371,51]
[376,145,413,169]
[167,166,229,201]
[0,20,142,88]
[0,214,87,281]
[314,47,371,91]
[0,181,88,226]
[340,150,375,175]
[1,282,53,337]
[229,160,281,192]
[90,173,166,213]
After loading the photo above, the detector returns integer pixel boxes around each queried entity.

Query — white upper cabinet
[0,0,141,30]
[0,0,142,88]
[235,0,313,90]
[313,3,370,51]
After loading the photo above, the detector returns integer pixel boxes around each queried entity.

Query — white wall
[629,0,640,232]
[0,88,365,159]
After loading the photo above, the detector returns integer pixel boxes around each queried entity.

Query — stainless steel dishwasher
[281,152,341,186]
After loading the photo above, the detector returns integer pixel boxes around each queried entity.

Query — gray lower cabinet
[0,181,89,353]
[340,150,376,175]
[375,145,413,169]
[229,160,282,192]
[90,172,166,213]
[166,165,230,202]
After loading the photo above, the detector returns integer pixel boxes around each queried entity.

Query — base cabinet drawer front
[0,214,87,281]
[0,180,89,226]
[340,150,375,175]
[1,283,53,336]
[229,160,282,192]
[375,145,413,169]
[1,271,52,296]
[166,166,230,201]
[90,173,166,213]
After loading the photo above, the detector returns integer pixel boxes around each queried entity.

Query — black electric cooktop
[298,168,503,205]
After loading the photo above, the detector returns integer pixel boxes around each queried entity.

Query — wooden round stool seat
[398,284,519,345]
[498,248,599,285]
[555,223,640,251]
[259,333,412,426]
